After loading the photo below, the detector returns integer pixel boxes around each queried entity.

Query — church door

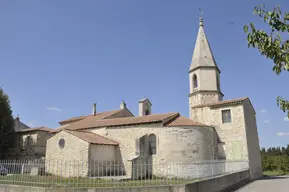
[232,141,242,160]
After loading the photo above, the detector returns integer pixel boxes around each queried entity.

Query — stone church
[45,18,262,180]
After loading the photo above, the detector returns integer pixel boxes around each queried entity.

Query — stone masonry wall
[243,100,262,179]
[37,131,53,147]
[45,131,89,177]
[90,124,217,178]
[89,145,123,177]
[210,105,248,161]
[189,93,220,109]
[190,107,211,124]
[21,133,38,147]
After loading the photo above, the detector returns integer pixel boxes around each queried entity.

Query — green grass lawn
[263,170,286,176]
[0,174,198,188]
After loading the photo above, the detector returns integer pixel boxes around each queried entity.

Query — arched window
[149,134,157,155]
[216,74,220,90]
[193,74,198,88]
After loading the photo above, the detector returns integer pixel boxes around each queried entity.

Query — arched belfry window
[216,74,220,90]
[193,74,198,88]
[149,134,157,155]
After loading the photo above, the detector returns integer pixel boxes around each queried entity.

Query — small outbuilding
[45,130,120,177]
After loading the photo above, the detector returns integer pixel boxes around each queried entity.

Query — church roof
[63,113,179,130]
[64,130,118,145]
[58,109,126,125]
[60,112,210,131]
[15,126,54,133]
[191,97,249,109]
[165,116,210,127]
[189,17,220,72]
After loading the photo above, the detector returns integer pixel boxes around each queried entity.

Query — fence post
[21,164,24,174]
[211,160,213,177]
[196,161,199,180]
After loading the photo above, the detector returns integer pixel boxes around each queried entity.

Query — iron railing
[0,159,249,188]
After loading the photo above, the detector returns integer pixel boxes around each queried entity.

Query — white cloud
[46,107,62,112]
[263,120,270,124]
[260,109,267,113]
[284,117,289,122]
[277,132,289,136]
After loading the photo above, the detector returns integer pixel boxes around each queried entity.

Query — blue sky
[0,0,288,148]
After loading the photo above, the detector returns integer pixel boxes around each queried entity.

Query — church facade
[45,18,262,180]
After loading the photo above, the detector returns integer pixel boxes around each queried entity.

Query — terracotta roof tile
[192,97,248,109]
[165,116,211,127]
[59,109,123,125]
[15,126,53,133]
[65,113,179,131]
[64,130,118,145]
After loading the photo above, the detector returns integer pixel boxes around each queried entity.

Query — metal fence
[0,159,249,188]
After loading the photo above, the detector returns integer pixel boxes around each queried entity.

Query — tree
[0,88,15,158]
[280,156,289,173]
[244,4,289,117]
[286,145,289,156]
[282,147,286,155]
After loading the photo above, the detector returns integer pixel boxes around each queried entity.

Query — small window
[149,134,157,155]
[58,138,65,148]
[222,109,231,123]
[25,136,32,146]
[193,74,198,88]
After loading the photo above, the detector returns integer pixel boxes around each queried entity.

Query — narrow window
[193,74,198,88]
[149,134,157,155]
[222,109,231,123]
[135,138,140,156]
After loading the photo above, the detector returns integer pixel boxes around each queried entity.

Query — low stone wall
[0,170,250,192]
[185,170,250,192]
[153,161,248,179]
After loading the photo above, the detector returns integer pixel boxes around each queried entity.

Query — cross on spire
[198,8,204,26]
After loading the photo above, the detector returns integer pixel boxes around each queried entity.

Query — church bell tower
[189,17,223,112]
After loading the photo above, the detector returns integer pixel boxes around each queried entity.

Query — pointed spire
[199,16,203,27]
[189,17,219,72]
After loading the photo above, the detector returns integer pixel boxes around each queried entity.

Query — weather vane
[198,8,203,18]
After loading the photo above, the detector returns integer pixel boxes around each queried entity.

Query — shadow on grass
[261,175,289,180]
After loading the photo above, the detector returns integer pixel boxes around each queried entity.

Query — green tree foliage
[261,146,289,174]
[0,88,15,157]
[244,4,289,117]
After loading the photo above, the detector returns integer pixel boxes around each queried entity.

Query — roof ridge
[165,115,211,127]
[59,109,123,124]
[64,129,118,145]
[86,112,179,122]
[192,97,249,109]
[162,113,180,125]
[15,126,53,133]
[63,112,181,131]
[63,130,92,143]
